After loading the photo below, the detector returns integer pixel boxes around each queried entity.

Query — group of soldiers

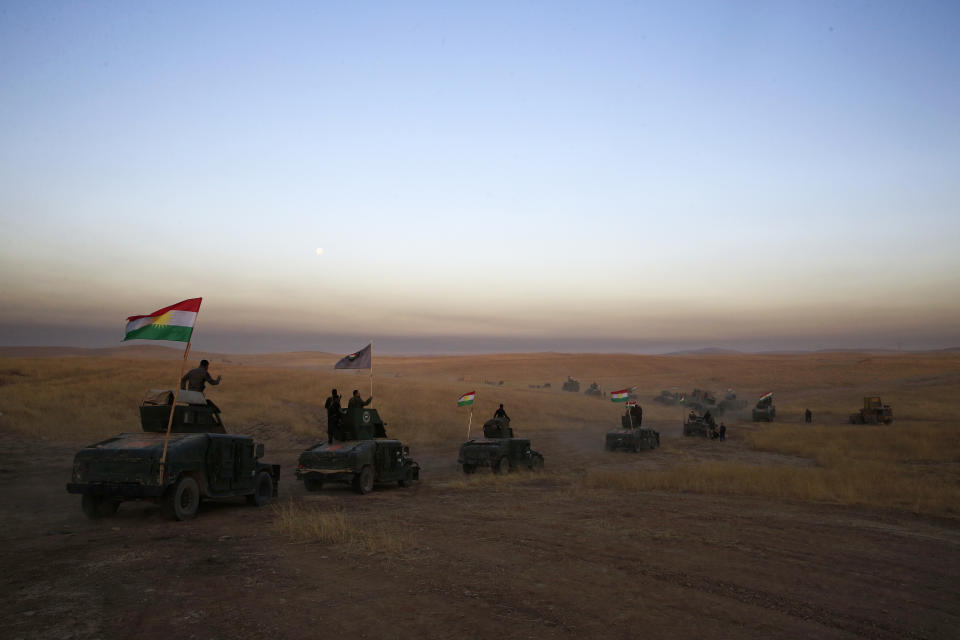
[324,388,372,443]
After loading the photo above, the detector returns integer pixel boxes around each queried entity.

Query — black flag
[334,343,372,369]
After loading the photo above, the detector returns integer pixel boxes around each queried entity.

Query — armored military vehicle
[683,412,712,437]
[296,407,420,494]
[718,390,747,413]
[459,417,544,474]
[849,396,894,424]
[685,388,723,416]
[66,389,280,521]
[606,413,660,451]
[752,394,776,422]
[584,382,603,398]
[653,390,681,405]
[561,377,580,392]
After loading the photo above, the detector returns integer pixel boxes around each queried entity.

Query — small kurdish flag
[124,298,201,343]
[759,391,773,402]
[457,391,476,407]
[626,400,638,407]
[610,388,630,403]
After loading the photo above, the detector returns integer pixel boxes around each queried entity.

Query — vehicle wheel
[398,465,415,488]
[247,471,273,507]
[530,455,544,471]
[303,475,324,492]
[162,475,200,521]
[353,465,375,494]
[493,456,511,474]
[81,494,119,519]
[462,464,476,474]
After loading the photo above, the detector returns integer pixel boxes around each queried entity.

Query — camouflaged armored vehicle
[584,382,603,398]
[459,417,544,474]
[653,390,681,406]
[685,388,723,416]
[561,377,580,392]
[296,407,420,494]
[683,411,714,437]
[752,395,776,422]
[605,414,660,451]
[718,390,748,413]
[67,389,280,521]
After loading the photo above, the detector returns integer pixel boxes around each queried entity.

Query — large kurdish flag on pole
[124,298,202,343]
[610,388,630,403]
[457,391,476,407]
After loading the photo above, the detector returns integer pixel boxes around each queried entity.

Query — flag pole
[159,337,192,485]
[467,406,473,439]
[369,339,374,402]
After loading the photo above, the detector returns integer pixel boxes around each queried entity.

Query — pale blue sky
[1,1,958,353]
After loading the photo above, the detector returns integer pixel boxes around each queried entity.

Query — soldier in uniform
[629,403,643,427]
[180,359,221,393]
[719,422,727,441]
[348,389,372,409]
[324,389,342,444]
[493,403,509,421]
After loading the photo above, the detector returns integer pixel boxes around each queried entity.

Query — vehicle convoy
[459,417,544,474]
[66,389,280,521]
[752,394,776,422]
[561,377,581,392]
[606,413,660,451]
[296,407,420,494]
[849,397,894,424]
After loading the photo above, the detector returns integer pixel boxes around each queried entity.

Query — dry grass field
[1,347,958,639]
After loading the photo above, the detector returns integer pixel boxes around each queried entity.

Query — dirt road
[2,422,958,640]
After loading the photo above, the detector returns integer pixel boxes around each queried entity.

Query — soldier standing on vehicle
[325,389,342,444]
[493,403,510,421]
[630,403,643,427]
[180,359,221,393]
[348,389,372,409]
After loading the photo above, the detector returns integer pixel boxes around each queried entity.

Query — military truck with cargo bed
[296,407,420,494]
[66,389,280,521]
[605,414,660,451]
[459,418,544,474]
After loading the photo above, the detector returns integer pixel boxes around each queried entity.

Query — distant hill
[663,347,743,356]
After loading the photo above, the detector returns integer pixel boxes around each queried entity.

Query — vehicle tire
[162,475,200,521]
[493,456,511,475]
[530,455,544,471]
[81,494,118,519]
[399,465,415,487]
[462,463,476,474]
[247,471,273,507]
[353,465,375,494]
[303,475,324,492]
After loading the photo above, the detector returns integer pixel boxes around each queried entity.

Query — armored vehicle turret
[605,413,660,451]
[458,418,544,474]
[752,394,776,422]
[683,410,718,438]
[561,377,580,392]
[66,389,280,521]
[296,407,420,494]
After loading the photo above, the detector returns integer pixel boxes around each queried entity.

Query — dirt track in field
[1,418,958,640]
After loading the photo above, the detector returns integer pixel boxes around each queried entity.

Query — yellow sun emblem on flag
[151,311,173,326]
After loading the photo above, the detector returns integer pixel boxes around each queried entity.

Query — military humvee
[66,389,280,521]
[584,382,603,398]
[296,407,420,494]
[752,396,776,422]
[459,418,544,474]
[561,377,580,392]
[605,414,660,451]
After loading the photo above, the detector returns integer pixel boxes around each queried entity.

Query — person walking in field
[180,359,221,393]
[719,422,727,441]
[805,408,813,423]
[324,389,342,444]
[348,389,372,409]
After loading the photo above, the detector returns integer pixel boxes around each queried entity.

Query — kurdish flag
[457,391,476,407]
[759,391,773,402]
[124,298,201,343]
[610,388,630,403]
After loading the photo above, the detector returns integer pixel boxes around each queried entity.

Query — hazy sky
[1,1,958,353]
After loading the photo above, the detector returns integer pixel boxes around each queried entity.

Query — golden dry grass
[272,500,415,554]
